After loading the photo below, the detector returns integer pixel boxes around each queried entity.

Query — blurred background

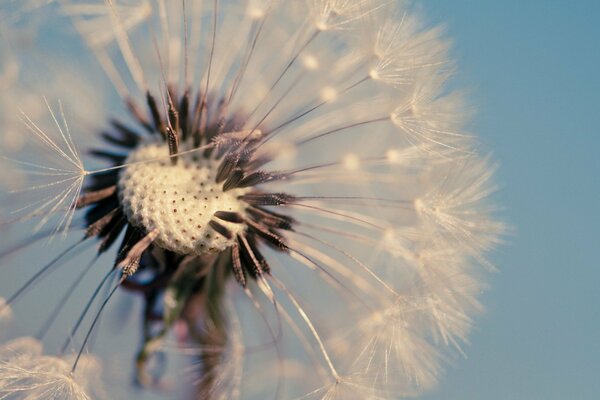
[422,1,600,399]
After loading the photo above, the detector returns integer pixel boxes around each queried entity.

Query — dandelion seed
[2,104,87,238]
[0,1,503,399]
[0,337,101,400]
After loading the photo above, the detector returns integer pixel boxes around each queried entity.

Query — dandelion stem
[83,142,214,176]
[71,276,123,373]
[36,255,100,340]
[61,269,116,354]
[269,275,339,380]
[2,239,87,310]
[243,284,285,399]
[296,231,399,297]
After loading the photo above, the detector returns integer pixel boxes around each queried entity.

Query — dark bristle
[246,153,273,170]
[84,191,118,223]
[126,98,154,133]
[85,170,119,192]
[88,149,127,164]
[167,94,180,136]
[115,226,146,266]
[246,236,270,274]
[237,237,258,278]
[214,211,244,224]
[166,126,179,163]
[246,219,288,251]
[179,91,190,140]
[240,193,295,206]
[102,119,141,148]
[215,98,228,133]
[77,186,117,209]
[216,152,238,183]
[100,131,135,149]
[216,145,255,181]
[146,91,166,138]
[98,215,127,254]
[222,170,244,191]
[198,95,208,140]
[122,257,141,278]
[191,92,203,146]
[247,206,295,230]
[110,120,142,145]
[231,243,246,287]
[237,171,279,188]
[85,208,119,238]
[85,205,127,254]
[238,235,264,278]
[117,229,159,277]
[209,220,234,240]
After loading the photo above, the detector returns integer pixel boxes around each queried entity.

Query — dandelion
[0,1,503,399]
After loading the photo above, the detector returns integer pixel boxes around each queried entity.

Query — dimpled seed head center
[118,140,248,255]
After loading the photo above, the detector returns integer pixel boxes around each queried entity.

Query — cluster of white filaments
[0,1,503,399]
[0,337,102,399]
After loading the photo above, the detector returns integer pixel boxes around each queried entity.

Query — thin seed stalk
[184,253,231,400]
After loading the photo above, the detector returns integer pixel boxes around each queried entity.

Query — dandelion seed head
[1,1,503,398]
[118,139,249,254]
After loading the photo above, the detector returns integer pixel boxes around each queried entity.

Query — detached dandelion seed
[0,1,503,399]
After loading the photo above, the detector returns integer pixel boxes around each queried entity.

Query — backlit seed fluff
[0,1,503,400]
[0,337,101,400]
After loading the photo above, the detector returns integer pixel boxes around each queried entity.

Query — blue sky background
[421,2,600,399]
